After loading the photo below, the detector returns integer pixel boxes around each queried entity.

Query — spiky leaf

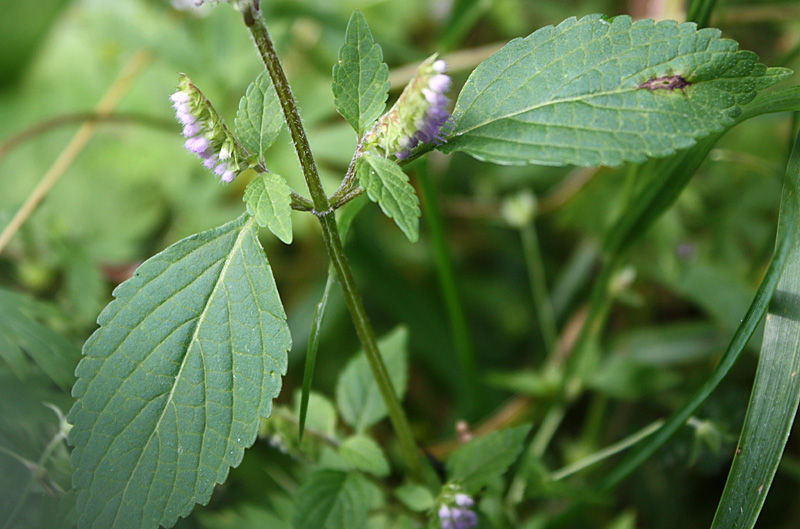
[356,154,420,242]
[442,15,791,167]
[236,71,284,162]
[68,214,291,529]
[332,10,390,135]
[243,171,293,244]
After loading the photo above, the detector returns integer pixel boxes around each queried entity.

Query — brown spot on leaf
[638,75,691,93]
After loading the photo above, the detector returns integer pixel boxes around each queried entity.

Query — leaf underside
[356,154,420,243]
[332,10,390,135]
[442,15,792,167]
[236,71,285,162]
[68,214,291,529]
[243,172,293,244]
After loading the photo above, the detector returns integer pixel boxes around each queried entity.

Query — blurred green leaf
[356,154,420,243]
[0,289,78,389]
[443,15,791,167]
[68,214,291,529]
[336,326,408,432]
[332,10,389,135]
[447,424,532,494]
[339,435,390,477]
[236,71,285,163]
[292,470,380,529]
[394,484,435,512]
[710,131,800,529]
[243,171,293,244]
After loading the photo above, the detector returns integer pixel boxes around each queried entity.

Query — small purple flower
[454,494,474,507]
[182,121,202,137]
[185,136,210,154]
[438,492,478,529]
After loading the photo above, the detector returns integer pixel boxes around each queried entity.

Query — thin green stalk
[2,429,66,529]
[519,222,559,356]
[416,161,479,413]
[243,2,423,479]
[549,419,664,481]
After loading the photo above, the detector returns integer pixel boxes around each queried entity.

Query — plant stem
[519,222,559,357]
[243,2,423,479]
[549,419,664,481]
[416,161,479,415]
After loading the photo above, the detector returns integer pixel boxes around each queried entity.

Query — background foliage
[1,0,800,528]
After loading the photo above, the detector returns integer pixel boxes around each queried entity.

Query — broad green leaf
[710,131,800,529]
[235,70,284,162]
[292,470,379,529]
[339,435,390,477]
[394,484,435,512]
[68,214,291,529]
[335,326,408,432]
[446,424,532,494]
[0,288,78,388]
[442,15,791,167]
[356,154,420,242]
[243,171,293,244]
[332,10,390,135]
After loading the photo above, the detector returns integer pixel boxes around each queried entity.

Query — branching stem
[243,2,423,480]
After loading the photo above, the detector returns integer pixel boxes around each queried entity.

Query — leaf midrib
[107,217,255,528]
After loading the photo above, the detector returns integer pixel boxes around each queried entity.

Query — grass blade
[710,130,800,529]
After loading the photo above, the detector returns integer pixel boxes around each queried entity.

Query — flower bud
[171,73,248,183]
[364,55,453,160]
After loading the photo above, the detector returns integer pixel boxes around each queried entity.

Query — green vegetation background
[1,0,799,527]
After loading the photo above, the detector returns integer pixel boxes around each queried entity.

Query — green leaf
[292,470,378,529]
[243,171,293,244]
[332,10,390,135]
[442,15,791,167]
[67,214,291,529]
[293,390,337,438]
[394,484,435,512]
[235,71,284,162]
[356,154,420,242]
[710,131,800,529]
[339,435,390,477]
[335,326,409,432]
[446,424,532,494]
[0,288,78,389]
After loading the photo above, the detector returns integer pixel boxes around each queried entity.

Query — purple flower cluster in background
[396,60,452,159]
[170,90,237,183]
[438,493,478,529]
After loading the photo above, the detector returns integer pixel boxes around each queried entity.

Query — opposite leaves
[356,154,420,243]
[236,71,285,163]
[333,10,390,135]
[68,214,291,529]
[442,15,792,167]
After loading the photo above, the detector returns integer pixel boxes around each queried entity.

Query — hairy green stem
[416,161,480,414]
[244,2,423,479]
